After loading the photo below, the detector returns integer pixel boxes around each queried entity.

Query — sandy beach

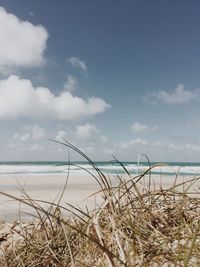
[0,172,198,221]
[0,172,199,266]
[0,174,103,221]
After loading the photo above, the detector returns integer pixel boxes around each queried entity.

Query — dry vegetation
[0,142,200,266]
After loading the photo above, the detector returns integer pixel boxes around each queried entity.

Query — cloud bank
[0,75,110,120]
[13,124,46,142]
[144,84,199,104]
[0,7,48,69]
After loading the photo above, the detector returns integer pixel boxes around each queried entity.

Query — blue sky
[0,1,200,161]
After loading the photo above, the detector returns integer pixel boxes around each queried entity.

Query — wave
[0,162,200,176]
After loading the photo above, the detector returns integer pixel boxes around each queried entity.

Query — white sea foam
[0,162,200,176]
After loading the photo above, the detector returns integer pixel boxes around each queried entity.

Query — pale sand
[0,173,198,221]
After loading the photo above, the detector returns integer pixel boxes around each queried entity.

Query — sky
[0,0,200,162]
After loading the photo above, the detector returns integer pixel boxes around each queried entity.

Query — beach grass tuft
[0,141,200,266]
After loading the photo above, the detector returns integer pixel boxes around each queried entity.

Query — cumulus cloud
[130,138,148,146]
[114,142,129,150]
[0,75,110,120]
[75,123,98,140]
[143,84,200,104]
[20,133,30,142]
[30,124,46,140]
[131,122,158,132]
[0,7,48,69]
[56,130,67,140]
[67,57,87,73]
[12,125,46,142]
[109,138,183,155]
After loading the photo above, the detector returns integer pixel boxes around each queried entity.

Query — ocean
[0,161,200,176]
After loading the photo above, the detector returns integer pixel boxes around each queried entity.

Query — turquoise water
[0,161,200,176]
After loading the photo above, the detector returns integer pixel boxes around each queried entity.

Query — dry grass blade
[0,142,199,266]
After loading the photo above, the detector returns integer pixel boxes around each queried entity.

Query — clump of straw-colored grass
[0,141,199,266]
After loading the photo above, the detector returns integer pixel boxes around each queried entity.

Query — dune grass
[0,141,200,266]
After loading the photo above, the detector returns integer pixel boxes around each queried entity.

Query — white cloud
[3,128,200,161]
[131,122,148,131]
[12,132,30,142]
[20,133,30,142]
[75,123,97,140]
[63,75,77,92]
[143,84,200,104]
[13,133,19,140]
[0,7,48,69]
[110,138,183,157]
[31,124,46,140]
[114,142,129,150]
[100,135,108,143]
[12,125,46,142]
[68,57,87,73]
[131,122,158,132]
[130,138,148,146]
[0,75,110,120]
[56,130,66,140]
